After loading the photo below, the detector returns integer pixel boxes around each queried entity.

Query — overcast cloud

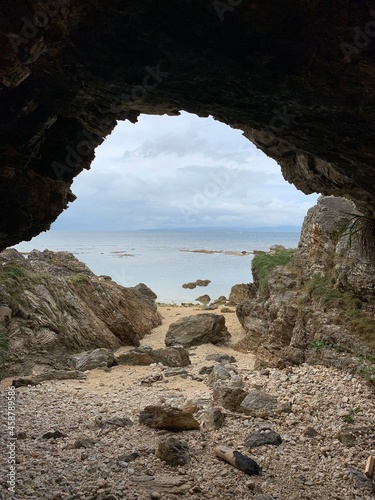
[53,112,318,230]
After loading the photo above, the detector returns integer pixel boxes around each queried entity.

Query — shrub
[252,247,296,292]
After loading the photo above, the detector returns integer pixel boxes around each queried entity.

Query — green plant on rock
[252,247,296,293]
[0,262,27,281]
[343,212,375,263]
[341,406,362,423]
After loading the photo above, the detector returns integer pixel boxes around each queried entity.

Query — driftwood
[214,445,261,475]
[364,456,374,479]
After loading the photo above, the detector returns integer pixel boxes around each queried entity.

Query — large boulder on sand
[165,314,230,347]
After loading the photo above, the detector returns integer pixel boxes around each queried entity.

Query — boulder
[165,314,230,347]
[139,405,200,431]
[134,283,157,300]
[195,294,211,305]
[156,436,190,466]
[240,390,291,417]
[116,346,190,367]
[71,348,115,371]
[229,284,256,305]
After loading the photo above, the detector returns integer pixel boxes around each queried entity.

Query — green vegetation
[70,273,89,284]
[309,340,341,352]
[341,406,362,423]
[252,247,296,292]
[343,212,375,263]
[0,262,27,281]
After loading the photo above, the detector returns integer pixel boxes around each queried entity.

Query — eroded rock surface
[236,196,375,372]
[1,3,375,248]
[0,249,161,376]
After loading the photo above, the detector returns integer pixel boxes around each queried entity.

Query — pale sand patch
[1,305,254,399]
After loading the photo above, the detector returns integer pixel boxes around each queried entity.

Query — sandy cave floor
[0,305,374,500]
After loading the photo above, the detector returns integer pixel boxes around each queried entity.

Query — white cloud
[53,112,318,230]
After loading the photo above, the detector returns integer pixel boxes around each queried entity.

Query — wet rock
[212,382,247,412]
[156,436,190,466]
[71,348,115,371]
[165,314,230,347]
[116,346,190,367]
[139,405,200,431]
[200,407,225,431]
[244,428,282,448]
[240,390,291,417]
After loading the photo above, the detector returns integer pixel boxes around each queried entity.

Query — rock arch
[1,1,375,248]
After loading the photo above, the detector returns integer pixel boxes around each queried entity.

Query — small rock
[199,366,214,375]
[195,294,211,305]
[74,438,95,449]
[206,353,237,364]
[212,381,247,412]
[95,416,133,428]
[156,436,190,466]
[304,427,319,438]
[117,452,140,463]
[208,364,231,384]
[71,348,115,371]
[244,429,282,448]
[139,405,200,431]
[163,367,189,378]
[336,430,356,447]
[240,390,291,417]
[201,407,225,431]
[42,430,67,439]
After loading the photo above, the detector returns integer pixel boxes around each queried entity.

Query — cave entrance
[15,112,317,303]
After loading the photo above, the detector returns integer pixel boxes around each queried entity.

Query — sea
[13,230,301,304]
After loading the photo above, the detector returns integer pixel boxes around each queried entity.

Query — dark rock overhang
[1,1,375,248]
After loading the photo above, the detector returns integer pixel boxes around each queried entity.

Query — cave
[1,1,375,250]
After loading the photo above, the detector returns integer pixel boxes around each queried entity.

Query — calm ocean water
[14,230,300,304]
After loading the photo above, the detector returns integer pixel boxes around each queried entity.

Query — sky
[53,112,318,230]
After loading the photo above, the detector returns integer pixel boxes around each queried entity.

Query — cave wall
[1,0,375,247]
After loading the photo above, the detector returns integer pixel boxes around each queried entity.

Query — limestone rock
[229,284,256,305]
[133,283,157,300]
[165,314,230,347]
[71,348,115,371]
[139,405,200,431]
[115,346,190,367]
[200,407,225,431]
[156,436,190,466]
[0,249,161,376]
[212,381,247,412]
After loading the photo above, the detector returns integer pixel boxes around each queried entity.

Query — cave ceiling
[1,0,375,248]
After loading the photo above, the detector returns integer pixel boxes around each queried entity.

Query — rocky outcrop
[165,314,230,347]
[0,249,161,376]
[1,3,375,249]
[236,196,375,373]
[115,345,190,367]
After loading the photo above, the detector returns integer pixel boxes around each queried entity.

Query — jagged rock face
[1,1,375,248]
[0,248,161,375]
[236,196,375,371]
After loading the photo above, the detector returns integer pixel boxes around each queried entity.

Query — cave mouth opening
[14,112,318,303]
